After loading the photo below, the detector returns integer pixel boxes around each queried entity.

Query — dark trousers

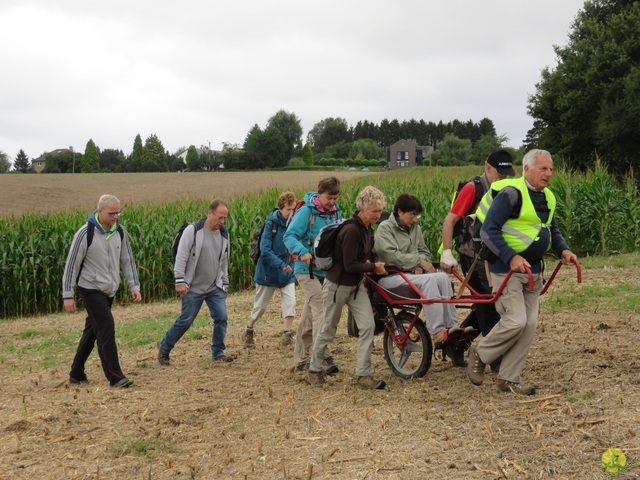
[459,254,500,335]
[69,288,126,386]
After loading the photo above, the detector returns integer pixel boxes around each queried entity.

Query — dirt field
[0,171,372,216]
[1,172,639,479]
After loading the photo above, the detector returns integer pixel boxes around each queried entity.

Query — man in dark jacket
[306,186,388,390]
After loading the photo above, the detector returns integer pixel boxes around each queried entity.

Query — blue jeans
[160,288,228,359]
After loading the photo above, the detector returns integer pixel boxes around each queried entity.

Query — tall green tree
[99,148,125,172]
[185,145,201,171]
[140,134,168,172]
[429,133,472,167]
[243,124,265,169]
[0,150,11,173]
[81,140,100,173]
[472,135,505,165]
[307,117,350,153]
[129,134,144,172]
[378,119,402,147]
[301,142,314,166]
[168,152,186,172]
[349,139,383,160]
[528,0,640,174]
[266,109,303,161]
[218,144,243,169]
[13,149,31,173]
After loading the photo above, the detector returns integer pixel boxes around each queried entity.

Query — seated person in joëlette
[374,193,473,367]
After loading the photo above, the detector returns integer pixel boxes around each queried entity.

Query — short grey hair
[356,186,386,211]
[97,194,121,209]
[522,149,552,170]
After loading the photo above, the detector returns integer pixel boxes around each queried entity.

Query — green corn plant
[1,166,638,318]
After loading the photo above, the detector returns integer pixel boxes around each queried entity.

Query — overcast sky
[0,0,585,162]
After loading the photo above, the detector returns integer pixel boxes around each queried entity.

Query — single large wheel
[383,311,432,378]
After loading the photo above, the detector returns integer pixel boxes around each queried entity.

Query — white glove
[441,249,458,268]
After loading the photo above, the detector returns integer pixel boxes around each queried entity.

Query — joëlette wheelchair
[353,259,581,379]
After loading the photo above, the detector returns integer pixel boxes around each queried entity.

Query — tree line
[1,114,502,173]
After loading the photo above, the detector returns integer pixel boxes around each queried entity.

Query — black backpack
[452,176,484,249]
[249,219,279,264]
[312,218,359,271]
[77,221,124,282]
[171,219,206,263]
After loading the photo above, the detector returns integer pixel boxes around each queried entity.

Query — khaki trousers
[476,272,543,383]
[294,274,331,366]
[310,279,375,377]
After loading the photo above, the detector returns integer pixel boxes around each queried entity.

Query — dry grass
[1,265,639,479]
[0,171,372,216]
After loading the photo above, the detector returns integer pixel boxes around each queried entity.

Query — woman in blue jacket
[242,192,297,347]
[283,177,342,373]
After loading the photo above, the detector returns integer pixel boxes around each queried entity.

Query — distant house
[32,157,46,173]
[386,139,433,170]
[32,148,72,173]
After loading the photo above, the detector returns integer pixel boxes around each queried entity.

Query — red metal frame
[364,259,581,307]
[365,259,582,351]
[382,305,423,350]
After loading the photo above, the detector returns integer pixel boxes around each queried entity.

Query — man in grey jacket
[62,194,141,388]
[158,199,233,365]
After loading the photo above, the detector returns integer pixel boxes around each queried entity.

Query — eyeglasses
[212,212,228,220]
[408,213,421,219]
[105,211,121,217]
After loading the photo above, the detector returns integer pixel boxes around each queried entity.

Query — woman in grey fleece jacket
[373,194,463,350]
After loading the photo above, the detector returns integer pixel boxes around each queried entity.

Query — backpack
[249,219,279,264]
[86,220,124,247]
[77,221,124,282]
[452,176,485,251]
[171,218,206,263]
[312,218,358,271]
[286,199,311,228]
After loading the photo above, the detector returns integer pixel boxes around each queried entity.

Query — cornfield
[1,165,638,318]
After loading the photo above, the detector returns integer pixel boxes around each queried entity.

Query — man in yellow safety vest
[467,149,577,395]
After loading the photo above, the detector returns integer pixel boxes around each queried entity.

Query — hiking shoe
[295,361,310,372]
[497,379,536,395]
[445,342,467,368]
[213,354,234,363]
[355,375,387,390]
[69,376,90,385]
[305,370,326,386]
[433,326,463,345]
[467,344,486,385]
[242,327,255,348]
[323,357,340,376]
[280,330,294,346]
[157,341,170,366]
[112,377,134,388]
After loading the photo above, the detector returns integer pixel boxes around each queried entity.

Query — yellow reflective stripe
[502,224,542,247]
